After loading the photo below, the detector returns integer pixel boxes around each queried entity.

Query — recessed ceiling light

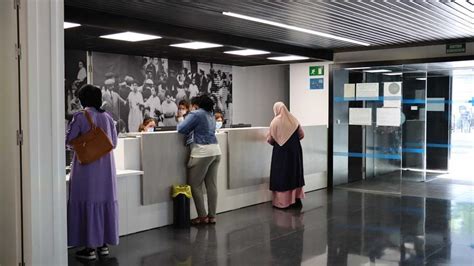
[267,55,309,61]
[383,72,403,76]
[224,49,270,56]
[223,12,370,46]
[100,32,162,42]
[170,42,223,49]
[345,67,371,70]
[363,69,392,73]
[64,22,81,29]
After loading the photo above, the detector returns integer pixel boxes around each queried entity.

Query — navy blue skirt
[269,129,305,192]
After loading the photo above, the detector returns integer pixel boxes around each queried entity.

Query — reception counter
[73,126,327,236]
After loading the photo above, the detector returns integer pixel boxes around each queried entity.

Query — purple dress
[66,107,119,248]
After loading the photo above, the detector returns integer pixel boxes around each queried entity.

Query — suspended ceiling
[64,0,474,66]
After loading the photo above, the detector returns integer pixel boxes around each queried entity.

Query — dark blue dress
[269,128,305,192]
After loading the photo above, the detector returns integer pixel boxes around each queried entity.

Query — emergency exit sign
[309,66,324,76]
[446,43,465,54]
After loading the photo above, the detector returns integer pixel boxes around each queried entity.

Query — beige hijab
[269,102,300,146]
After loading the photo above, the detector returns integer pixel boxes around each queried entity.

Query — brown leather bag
[70,110,114,164]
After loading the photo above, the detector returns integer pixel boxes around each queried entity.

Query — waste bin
[171,184,192,228]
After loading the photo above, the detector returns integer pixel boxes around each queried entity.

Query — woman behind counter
[267,102,305,209]
[66,85,119,260]
[177,95,221,225]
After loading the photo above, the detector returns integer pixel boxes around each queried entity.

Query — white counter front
[101,126,327,236]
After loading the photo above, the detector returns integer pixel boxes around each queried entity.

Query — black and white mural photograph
[64,51,233,133]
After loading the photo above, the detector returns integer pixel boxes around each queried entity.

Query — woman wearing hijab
[267,102,305,209]
[66,85,118,260]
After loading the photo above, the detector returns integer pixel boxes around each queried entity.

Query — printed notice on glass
[344,84,356,99]
[383,82,402,107]
[376,108,401,127]
[349,108,372,126]
[427,97,445,112]
[356,83,379,100]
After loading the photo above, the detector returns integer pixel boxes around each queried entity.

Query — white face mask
[216,121,223,129]
[147,127,154,132]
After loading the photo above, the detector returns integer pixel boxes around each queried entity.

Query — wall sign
[309,66,324,76]
[446,43,466,54]
[310,78,324,90]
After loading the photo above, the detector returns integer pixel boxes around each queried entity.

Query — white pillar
[21,0,67,265]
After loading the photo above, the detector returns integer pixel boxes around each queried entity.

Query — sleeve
[177,112,199,135]
[297,125,305,140]
[66,113,83,147]
[266,131,275,145]
[109,115,118,148]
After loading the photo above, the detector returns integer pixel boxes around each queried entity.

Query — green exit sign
[309,66,324,76]
[446,43,466,54]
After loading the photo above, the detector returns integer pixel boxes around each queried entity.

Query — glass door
[448,68,474,184]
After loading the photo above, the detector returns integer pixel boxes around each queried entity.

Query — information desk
[67,126,327,236]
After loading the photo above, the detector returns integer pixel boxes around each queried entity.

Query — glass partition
[332,60,474,193]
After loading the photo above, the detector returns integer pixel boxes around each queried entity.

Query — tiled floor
[68,188,474,266]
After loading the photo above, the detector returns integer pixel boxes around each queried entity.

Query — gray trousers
[187,155,221,218]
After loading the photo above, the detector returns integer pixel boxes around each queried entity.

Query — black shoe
[290,199,303,209]
[76,248,96,260]
[97,245,109,257]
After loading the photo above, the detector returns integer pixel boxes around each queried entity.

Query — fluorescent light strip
[64,22,81,29]
[383,72,403,76]
[224,49,270,56]
[170,42,223,49]
[267,55,309,61]
[223,12,370,46]
[100,32,161,42]
[416,78,427,81]
[345,67,371,70]
[363,69,392,73]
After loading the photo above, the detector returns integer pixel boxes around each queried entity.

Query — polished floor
[69,188,474,266]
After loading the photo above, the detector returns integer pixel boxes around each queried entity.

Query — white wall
[232,65,289,127]
[334,42,474,63]
[289,62,331,126]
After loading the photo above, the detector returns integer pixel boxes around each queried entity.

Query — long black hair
[77,84,105,113]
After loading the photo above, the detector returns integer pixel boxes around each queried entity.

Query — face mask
[147,127,154,132]
[216,121,223,130]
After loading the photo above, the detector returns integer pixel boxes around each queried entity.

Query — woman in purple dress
[66,85,119,260]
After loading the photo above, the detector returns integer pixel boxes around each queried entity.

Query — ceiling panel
[65,0,474,50]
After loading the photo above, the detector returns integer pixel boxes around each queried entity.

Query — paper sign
[356,83,379,99]
[376,108,401,127]
[344,84,356,99]
[383,82,402,107]
[427,98,445,112]
[349,108,372,126]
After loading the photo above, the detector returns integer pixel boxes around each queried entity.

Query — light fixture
[267,55,309,61]
[222,12,370,46]
[345,67,371,70]
[383,72,403,76]
[64,22,81,29]
[363,69,392,73]
[100,32,162,42]
[170,41,223,49]
[224,49,270,56]
[416,78,427,81]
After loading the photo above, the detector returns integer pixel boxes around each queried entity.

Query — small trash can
[171,184,192,228]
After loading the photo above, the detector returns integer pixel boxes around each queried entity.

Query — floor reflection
[68,188,474,266]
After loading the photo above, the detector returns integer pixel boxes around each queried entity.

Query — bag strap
[83,110,97,129]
